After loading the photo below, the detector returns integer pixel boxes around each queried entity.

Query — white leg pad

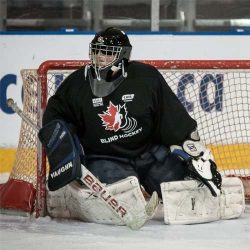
[220,177,245,219]
[161,179,220,224]
[46,185,71,218]
[47,176,150,225]
[160,177,245,225]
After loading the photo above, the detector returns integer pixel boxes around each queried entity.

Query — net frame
[1,60,250,217]
[36,59,250,216]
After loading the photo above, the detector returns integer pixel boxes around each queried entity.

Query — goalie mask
[87,27,132,97]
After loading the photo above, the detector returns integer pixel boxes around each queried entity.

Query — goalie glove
[38,120,83,191]
[186,150,222,197]
[170,130,222,197]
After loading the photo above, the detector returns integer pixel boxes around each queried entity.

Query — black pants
[85,145,188,198]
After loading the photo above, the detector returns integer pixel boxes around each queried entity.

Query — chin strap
[95,66,102,81]
[121,60,128,78]
[84,64,90,80]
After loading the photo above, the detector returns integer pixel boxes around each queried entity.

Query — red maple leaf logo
[98,101,122,132]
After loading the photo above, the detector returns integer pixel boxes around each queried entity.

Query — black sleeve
[42,75,77,126]
[153,72,197,146]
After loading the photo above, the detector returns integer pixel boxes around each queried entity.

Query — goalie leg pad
[160,177,245,225]
[46,185,71,218]
[47,176,158,226]
[161,179,220,224]
[220,177,245,219]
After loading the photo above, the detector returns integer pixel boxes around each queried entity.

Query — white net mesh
[5,61,250,216]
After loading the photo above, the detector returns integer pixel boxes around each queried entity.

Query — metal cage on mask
[87,45,132,98]
[86,27,132,97]
[89,44,122,68]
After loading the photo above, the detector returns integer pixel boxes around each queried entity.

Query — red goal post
[0,59,250,217]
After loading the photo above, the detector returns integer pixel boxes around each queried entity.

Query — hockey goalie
[39,27,245,229]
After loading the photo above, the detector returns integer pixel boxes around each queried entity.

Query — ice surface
[0,212,250,250]
[1,173,249,250]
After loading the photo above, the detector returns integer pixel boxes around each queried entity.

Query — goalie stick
[7,98,159,230]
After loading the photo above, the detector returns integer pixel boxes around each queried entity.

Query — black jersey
[43,61,197,158]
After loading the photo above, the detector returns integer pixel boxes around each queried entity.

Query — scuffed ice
[0,212,250,250]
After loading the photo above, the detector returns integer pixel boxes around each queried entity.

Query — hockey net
[0,60,250,217]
